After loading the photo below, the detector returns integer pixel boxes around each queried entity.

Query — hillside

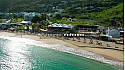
[89,3,123,27]
[0,0,123,13]
[0,0,123,27]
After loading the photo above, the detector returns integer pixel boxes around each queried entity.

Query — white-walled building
[107,28,120,38]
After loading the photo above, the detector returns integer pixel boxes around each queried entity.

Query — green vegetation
[53,14,62,19]
[89,3,123,27]
[0,0,123,13]
[50,18,95,25]
[0,0,123,27]
[49,18,96,28]
[0,19,7,23]
[9,18,24,23]
[31,14,49,27]
[31,15,42,23]
[31,14,48,23]
[18,25,26,30]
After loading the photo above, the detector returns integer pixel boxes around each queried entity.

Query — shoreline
[0,31,124,66]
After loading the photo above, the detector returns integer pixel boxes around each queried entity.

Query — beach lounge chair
[50,34,52,37]
[42,34,44,36]
[73,37,75,41]
[66,37,69,40]
[40,36,42,39]
[115,45,118,48]
[83,38,86,43]
[78,37,81,42]
[100,42,102,46]
[107,44,110,47]
[96,41,99,45]
[89,39,93,44]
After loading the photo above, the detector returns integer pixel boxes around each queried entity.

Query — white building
[107,28,120,38]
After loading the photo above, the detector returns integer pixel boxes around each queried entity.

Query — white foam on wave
[0,36,123,67]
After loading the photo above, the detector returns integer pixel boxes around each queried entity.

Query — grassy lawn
[0,19,7,23]
[10,18,24,23]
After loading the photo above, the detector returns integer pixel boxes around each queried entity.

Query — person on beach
[21,34,22,38]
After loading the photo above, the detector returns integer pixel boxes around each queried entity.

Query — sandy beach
[0,31,124,63]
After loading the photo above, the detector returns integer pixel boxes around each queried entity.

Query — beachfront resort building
[75,24,99,35]
[48,23,74,33]
[0,22,22,30]
[100,28,123,41]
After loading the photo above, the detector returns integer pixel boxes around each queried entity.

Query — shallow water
[0,36,123,70]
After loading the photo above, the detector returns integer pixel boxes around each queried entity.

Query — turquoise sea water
[0,36,123,70]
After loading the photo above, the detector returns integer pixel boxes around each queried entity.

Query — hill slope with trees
[0,0,123,13]
[0,0,123,27]
[89,3,123,27]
